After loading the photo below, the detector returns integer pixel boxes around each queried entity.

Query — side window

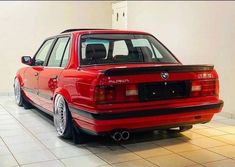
[112,40,128,57]
[34,39,54,66]
[47,37,70,67]
[61,40,71,67]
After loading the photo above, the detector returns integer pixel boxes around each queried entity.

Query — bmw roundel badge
[160,71,169,80]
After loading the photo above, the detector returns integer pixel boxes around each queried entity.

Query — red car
[14,29,223,142]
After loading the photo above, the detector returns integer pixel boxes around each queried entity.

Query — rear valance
[103,65,214,76]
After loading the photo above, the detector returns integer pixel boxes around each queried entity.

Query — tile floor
[0,95,235,167]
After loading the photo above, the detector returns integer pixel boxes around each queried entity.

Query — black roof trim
[61,29,112,34]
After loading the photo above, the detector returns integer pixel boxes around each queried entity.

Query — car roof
[60,29,150,35]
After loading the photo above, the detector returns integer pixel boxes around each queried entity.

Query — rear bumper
[69,100,224,135]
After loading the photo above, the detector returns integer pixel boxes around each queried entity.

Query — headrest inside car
[86,44,106,60]
[134,46,153,61]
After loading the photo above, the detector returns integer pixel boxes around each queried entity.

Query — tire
[53,94,85,143]
[14,78,23,106]
[14,78,32,109]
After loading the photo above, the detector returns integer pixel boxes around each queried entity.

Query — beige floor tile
[164,142,201,153]
[216,119,235,126]
[21,160,65,167]
[0,128,30,137]
[85,144,111,154]
[215,126,235,134]
[3,134,36,145]
[193,128,227,137]
[179,131,205,141]
[14,149,56,165]
[208,145,235,158]
[0,145,11,156]
[50,145,92,158]
[204,159,235,167]
[212,134,235,144]
[97,149,141,164]
[0,123,23,130]
[153,138,183,147]
[7,141,45,154]
[61,154,107,167]
[205,122,228,128]
[148,154,196,167]
[123,142,172,158]
[107,145,126,151]
[41,138,73,149]
[188,137,226,148]
[113,159,157,167]
[0,154,18,167]
[34,131,58,141]
[179,149,226,164]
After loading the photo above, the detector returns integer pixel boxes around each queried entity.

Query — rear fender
[53,87,72,105]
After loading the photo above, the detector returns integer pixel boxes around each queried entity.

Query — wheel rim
[54,95,67,136]
[14,79,21,104]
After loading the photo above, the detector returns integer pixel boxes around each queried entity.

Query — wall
[0,1,112,93]
[127,1,235,116]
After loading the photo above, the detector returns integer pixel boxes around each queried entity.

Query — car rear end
[70,31,223,137]
[71,65,223,136]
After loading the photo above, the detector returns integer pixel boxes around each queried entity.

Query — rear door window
[47,37,70,67]
[61,40,71,67]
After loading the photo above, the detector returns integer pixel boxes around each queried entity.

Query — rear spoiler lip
[102,65,214,76]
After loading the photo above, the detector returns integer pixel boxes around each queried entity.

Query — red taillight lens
[95,86,115,103]
[95,84,139,104]
[191,79,218,97]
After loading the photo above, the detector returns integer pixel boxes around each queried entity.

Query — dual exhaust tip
[111,130,130,141]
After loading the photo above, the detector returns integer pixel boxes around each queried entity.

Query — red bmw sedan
[14,29,223,142]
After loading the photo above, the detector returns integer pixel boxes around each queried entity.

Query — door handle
[34,72,39,77]
[50,75,58,80]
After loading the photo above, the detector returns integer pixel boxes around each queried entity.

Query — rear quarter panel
[57,69,99,110]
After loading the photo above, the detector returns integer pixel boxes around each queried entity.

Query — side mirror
[21,56,32,65]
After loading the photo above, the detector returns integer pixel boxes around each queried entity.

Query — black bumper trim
[69,101,223,120]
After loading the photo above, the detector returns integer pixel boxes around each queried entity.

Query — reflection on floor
[0,96,235,167]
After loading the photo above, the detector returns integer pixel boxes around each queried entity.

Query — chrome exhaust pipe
[121,131,130,140]
[111,131,122,141]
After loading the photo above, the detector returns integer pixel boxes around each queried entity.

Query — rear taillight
[95,86,115,102]
[95,84,139,104]
[191,79,219,97]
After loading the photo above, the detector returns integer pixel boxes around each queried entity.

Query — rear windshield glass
[80,34,178,66]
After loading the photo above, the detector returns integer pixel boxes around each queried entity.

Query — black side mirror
[21,56,32,65]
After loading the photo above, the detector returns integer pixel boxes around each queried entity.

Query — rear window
[80,34,178,66]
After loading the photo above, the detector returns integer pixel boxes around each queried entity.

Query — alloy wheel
[14,79,21,105]
[54,94,67,136]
